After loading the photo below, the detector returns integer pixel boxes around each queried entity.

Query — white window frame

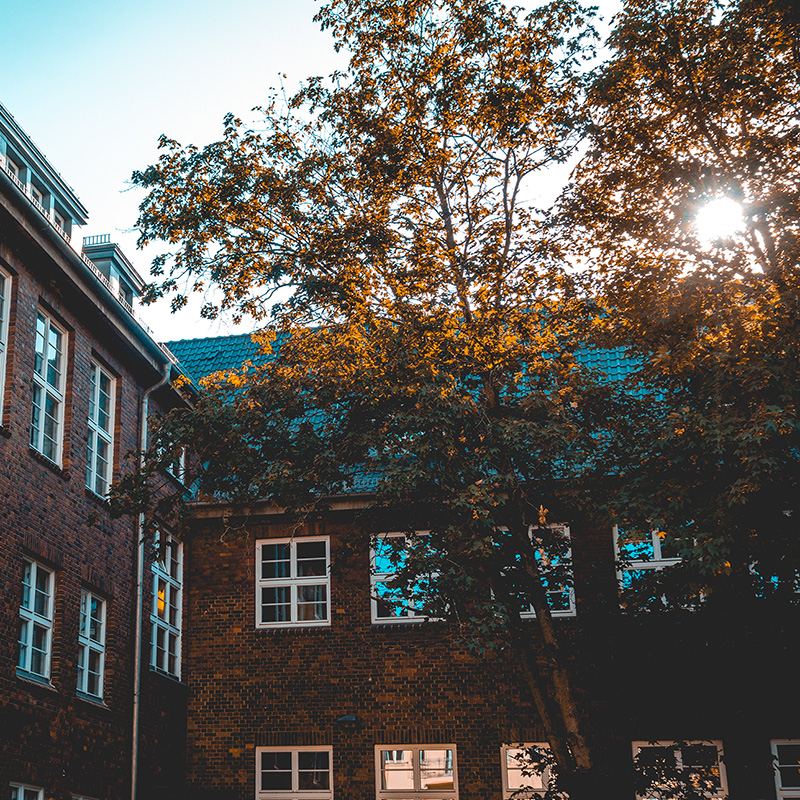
[77,589,106,700]
[614,526,681,578]
[53,210,66,231]
[86,360,115,496]
[375,744,458,799]
[5,155,21,179]
[11,784,44,800]
[0,266,10,417]
[17,558,54,680]
[519,525,576,619]
[30,310,66,464]
[772,739,800,799]
[165,446,186,483]
[256,746,334,799]
[256,537,331,628]
[501,744,554,798]
[150,533,182,678]
[632,740,727,800]
[370,532,433,624]
[29,182,44,208]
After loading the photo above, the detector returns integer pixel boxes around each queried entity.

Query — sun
[695,198,744,243]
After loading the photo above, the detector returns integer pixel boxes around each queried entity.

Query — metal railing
[0,153,182,369]
[83,233,111,246]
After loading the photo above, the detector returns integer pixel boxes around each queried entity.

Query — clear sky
[2,0,618,342]
[2,0,341,340]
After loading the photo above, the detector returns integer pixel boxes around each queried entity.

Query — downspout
[131,363,171,800]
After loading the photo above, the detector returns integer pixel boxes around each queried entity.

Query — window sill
[76,691,109,710]
[148,665,186,687]
[85,488,111,509]
[29,447,69,480]
[16,668,55,691]
[255,623,332,633]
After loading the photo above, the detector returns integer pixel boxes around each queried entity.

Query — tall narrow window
[772,740,800,800]
[18,558,54,680]
[86,361,115,495]
[0,267,10,416]
[519,525,576,619]
[256,538,330,628]
[30,311,66,464]
[150,533,182,678]
[371,533,432,624]
[77,589,106,699]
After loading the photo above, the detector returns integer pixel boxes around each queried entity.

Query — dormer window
[53,210,65,231]
[6,156,20,179]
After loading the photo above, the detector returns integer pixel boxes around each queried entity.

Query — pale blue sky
[2,0,618,340]
[2,0,341,339]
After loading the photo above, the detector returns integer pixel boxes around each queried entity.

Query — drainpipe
[131,363,171,800]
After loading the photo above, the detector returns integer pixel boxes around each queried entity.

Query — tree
[120,0,619,795]
[560,0,800,618]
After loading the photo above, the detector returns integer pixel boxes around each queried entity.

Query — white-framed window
[632,740,727,799]
[256,746,333,799]
[772,739,800,799]
[53,210,66,231]
[86,360,115,496]
[371,533,433,624]
[256,538,330,628]
[10,784,44,800]
[501,744,555,798]
[30,310,66,464]
[17,558,54,680]
[150,533,182,677]
[519,525,576,619]
[375,745,457,799]
[29,183,44,207]
[5,156,21,179]
[0,266,10,416]
[77,589,106,699]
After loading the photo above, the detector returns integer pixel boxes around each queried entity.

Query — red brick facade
[181,509,800,800]
[1,144,188,799]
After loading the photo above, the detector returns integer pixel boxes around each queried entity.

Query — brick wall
[0,207,188,799]
[184,511,800,800]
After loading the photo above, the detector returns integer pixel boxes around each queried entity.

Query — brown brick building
[1,103,190,800]
[165,339,800,800]
[2,98,799,800]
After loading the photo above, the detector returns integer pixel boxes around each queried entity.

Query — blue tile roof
[165,335,640,385]
[165,333,271,384]
[162,335,640,496]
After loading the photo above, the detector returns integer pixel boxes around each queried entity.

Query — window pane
[375,582,409,619]
[420,749,454,790]
[374,537,406,574]
[779,766,800,788]
[296,540,327,576]
[34,568,50,616]
[297,584,327,620]
[381,750,415,790]
[506,748,546,790]
[637,746,677,769]
[618,528,655,561]
[778,744,800,788]
[261,751,292,790]
[261,586,291,622]
[298,751,331,789]
[261,543,290,578]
